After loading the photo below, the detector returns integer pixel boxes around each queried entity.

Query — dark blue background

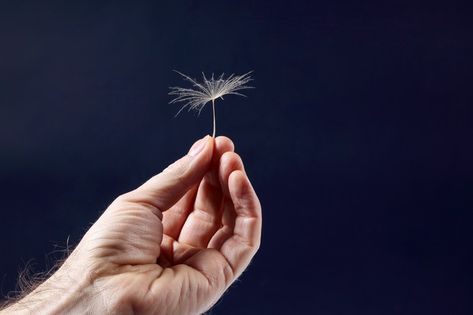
[1,1,472,314]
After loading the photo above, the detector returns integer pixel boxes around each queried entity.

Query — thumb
[121,135,214,212]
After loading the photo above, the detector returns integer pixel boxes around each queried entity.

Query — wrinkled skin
[2,136,262,315]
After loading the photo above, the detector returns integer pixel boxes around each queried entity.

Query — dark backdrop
[1,1,472,314]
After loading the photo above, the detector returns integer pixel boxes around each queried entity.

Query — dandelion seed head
[169,71,253,115]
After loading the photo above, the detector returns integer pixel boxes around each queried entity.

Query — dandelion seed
[169,71,253,138]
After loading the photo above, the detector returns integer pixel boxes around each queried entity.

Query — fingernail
[188,136,208,156]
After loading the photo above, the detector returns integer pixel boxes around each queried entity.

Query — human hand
[1,136,262,315]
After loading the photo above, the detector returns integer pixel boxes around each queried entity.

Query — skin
[0,136,262,315]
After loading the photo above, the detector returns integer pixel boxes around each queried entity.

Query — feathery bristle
[169,71,253,115]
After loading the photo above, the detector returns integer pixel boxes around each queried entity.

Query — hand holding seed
[1,136,262,315]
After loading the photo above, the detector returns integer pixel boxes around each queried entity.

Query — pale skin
[0,136,262,315]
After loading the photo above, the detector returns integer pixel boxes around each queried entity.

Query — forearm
[0,261,98,315]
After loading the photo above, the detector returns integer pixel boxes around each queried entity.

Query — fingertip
[219,152,245,196]
[228,170,261,218]
[220,152,245,173]
[203,134,214,149]
[215,136,235,153]
[228,170,254,204]
[204,134,215,153]
[196,135,214,167]
[228,170,247,195]
[185,135,214,176]
[188,135,214,157]
[214,137,234,166]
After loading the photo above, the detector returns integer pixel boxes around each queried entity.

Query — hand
[2,136,262,315]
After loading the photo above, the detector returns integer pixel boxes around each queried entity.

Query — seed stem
[212,98,216,138]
